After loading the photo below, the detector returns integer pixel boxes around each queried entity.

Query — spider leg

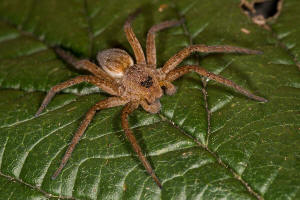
[146,19,184,67]
[124,12,146,64]
[140,100,161,114]
[166,65,268,102]
[55,48,116,82]
[161,45,263,74]
[121,102,162,189]
[76,60,117,82]
[35,75,121,117]
[160,81,177,96]
[52,97,128,180]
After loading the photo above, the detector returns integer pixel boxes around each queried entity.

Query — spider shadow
[52,46,93,75]
[112,107,156,176]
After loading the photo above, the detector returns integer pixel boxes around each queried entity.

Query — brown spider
[35,13,267,189]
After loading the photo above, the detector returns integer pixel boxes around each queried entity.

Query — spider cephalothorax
[35,12,267,188]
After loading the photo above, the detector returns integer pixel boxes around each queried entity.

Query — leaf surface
[0,0,299,199]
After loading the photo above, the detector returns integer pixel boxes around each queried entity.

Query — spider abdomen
[97,48,134,78]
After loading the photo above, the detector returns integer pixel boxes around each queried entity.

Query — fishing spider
[35,13,267,188]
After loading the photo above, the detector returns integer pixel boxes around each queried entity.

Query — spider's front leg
[161,45,263,74]
[121,102,162,188]
[52,97,128,179]
[146,19,184,67]
[35,75,120,117]
[165,65,268,102]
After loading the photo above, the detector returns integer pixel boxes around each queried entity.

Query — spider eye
[97,48,134,78]
[140,76,153,88]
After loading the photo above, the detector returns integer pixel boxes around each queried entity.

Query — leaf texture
[0,0,299,199]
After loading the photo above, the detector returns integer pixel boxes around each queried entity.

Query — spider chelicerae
[35,12,267,188]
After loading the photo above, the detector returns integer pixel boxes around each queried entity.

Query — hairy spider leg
[165,65,268,102]
[35,75,120,117]
[124,12,146,64]
[55,48,116,82]
[140,99,161,113]
[52,97,128,179]
[159,81,177,96]
[161,45,263,74]
[146,19,184,67]
[121,102,162,188]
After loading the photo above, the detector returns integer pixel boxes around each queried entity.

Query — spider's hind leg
[55,48,117,82]
[166,65,268,102]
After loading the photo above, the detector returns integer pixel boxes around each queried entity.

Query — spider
[35,12,267,189]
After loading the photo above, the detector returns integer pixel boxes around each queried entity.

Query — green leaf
[0,0,299,199]
[270,0,300,68]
